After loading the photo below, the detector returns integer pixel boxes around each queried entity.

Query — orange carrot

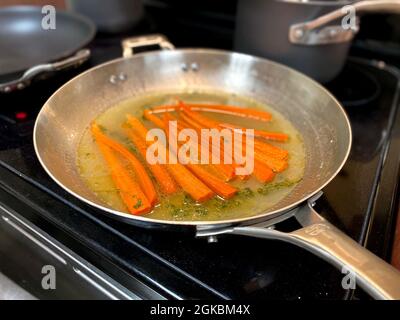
[254,152,288,173]
[181,108,229,155]
[181,108,255,179]
[219,123,288,142]
[92,138,151,215]
[167,113,236,181]
[143,110,166,130]
[186,164,237,199]
[167,164,214,202]
[126,114,152,139]
[126,115,214,202]
[253,140,288,160]
[151,102,272,122]
[240,135,287,173]
[182,108,288,160]
[253,159,276,182]
[91,123,157,206]
[179,113,204,131]
[181,107,220,129]
[177,116,236,181]
[181,106,289,164]
[124,127,179,195]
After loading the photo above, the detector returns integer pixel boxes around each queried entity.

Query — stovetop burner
[328,60,382,107]
[0,18,399,299]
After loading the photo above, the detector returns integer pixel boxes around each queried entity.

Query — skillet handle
[229,195,400,300]
[122,34,175,58]
[0,49,90,93]
[302,0,400,31]
[290,0,400,45]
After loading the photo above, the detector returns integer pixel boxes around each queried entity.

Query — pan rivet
[3,86,11,93]
[110,75,118,84]
[118,73,127,81]
[329,29,337,37]
[294,28,304,39]
[181,63,188,71]
[207,235,218,243]
[191,63,199,71]
[17,83,25,90]
[377,61,386,69]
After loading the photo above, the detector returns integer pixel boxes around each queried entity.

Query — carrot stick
[253,159,276,182]
[181,105,289,164]
[182,108,254,179]
[91,123,157,206]
[186,164,237,199]
[192,111,281,174]
[124,127,179,195]
[179,113,204,131]
[181,108,229,158]
[143,110,166,130]
[254,152,288,173]
[167,164,214,202]
[240,135,287,173]
[126,115,214,202]
[181,107,220,129]
[188,103,272,121]
[92,137,151,214]
[253,140,288,160]
[177,116,236,181]
[182,108,288,160]
[166,113,236,181]
[220,123,288,142]
[150,102,272,122]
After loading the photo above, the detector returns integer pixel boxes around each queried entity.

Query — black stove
[0,5,399,300]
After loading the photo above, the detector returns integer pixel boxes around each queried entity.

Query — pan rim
[0,5,96,77]
[275,0,353,6]
[33,48,352,227]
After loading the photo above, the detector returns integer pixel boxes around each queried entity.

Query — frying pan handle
[290,0,400,45]
[0,49,90,93]
[229,194,400,300]
[122,34,175,58]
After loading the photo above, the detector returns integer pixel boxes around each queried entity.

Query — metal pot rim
[276,0,354,6]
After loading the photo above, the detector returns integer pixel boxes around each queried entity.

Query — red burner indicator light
[15,111,28,120]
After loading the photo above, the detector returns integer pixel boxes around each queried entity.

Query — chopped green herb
[257,178,301,195]
[194,206,208,216]
[133,199,142,209]
[183,194,195,206]
[171,207,187,219]
[98,124,108,133]
[238,187,255,198]
[211,197,241,211]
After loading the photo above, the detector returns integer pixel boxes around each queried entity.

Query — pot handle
[122,34,175,58]
[290,0,400,44]
[198,192,400,299]
[0,49,90,93]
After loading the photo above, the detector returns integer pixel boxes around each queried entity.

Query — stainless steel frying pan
[33,34,400,300]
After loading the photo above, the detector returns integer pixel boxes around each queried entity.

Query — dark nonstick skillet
[0,6,95,93]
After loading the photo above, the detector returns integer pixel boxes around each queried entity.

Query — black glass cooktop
[0,11,399,299]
